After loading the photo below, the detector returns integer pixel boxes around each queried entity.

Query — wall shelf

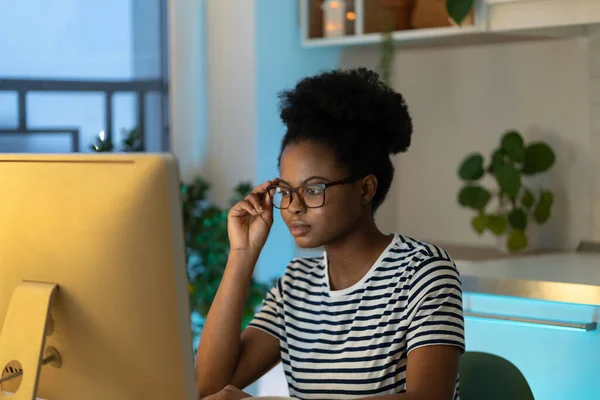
[299,0,600,49]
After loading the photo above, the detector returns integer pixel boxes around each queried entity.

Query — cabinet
[464,293,600,399]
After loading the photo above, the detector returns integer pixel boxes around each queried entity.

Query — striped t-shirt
[248,233,465,399]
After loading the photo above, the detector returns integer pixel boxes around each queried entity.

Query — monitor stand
[0,281,59,399]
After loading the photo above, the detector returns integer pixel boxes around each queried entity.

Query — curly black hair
[277,68,413,211]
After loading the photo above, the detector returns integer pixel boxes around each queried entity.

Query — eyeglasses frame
[266,174,365,210]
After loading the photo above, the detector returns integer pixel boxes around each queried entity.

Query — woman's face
[278,141,365,248]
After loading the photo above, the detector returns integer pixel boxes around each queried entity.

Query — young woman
[197,68,465,400]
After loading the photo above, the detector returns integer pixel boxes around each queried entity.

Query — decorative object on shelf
[182,178,273,344]
[365,0,415,34]
[413,0,473,29]
[457,130,556,252]
[322,0,348,37]
[90,130,113,152]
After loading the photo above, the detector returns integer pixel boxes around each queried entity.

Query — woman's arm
[196,181,280,396]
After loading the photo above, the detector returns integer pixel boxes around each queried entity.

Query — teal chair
[459,352,535,400]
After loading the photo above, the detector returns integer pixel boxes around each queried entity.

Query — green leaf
[501,130,525,163]
[508,208,527,230]
[522,142,556,175]
[447,0,474,25]
[539,190,554,207]
[471,214,488,235]
[488,149,506,174]
[533,190,553,224]
[494,163,521,199]
[533,203,551,224]
[487,215,507,236]
[521,189,535,208]
[458,185,491,210]
[507,230,528,251]
[458,153,485,181]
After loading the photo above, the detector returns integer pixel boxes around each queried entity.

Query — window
[0,0,169,153]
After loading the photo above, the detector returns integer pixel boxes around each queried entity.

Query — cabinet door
[464,293,600,400]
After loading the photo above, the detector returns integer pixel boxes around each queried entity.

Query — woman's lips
[290,221,311,237]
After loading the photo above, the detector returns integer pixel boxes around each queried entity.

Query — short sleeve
[247,278,286,342]
[405,257,465,354]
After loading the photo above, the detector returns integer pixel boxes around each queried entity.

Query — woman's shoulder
[392,234,458,274]
[278,256,327,290]
[394,234,453,260]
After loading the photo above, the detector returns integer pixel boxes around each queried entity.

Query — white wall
[205,0,256,206]
[341,36,594,250]
[168,0,207,181]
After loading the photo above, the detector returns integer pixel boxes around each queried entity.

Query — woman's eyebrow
[303,176,330,183]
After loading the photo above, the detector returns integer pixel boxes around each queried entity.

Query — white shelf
[299,0,600,49]
[302,25,484,48]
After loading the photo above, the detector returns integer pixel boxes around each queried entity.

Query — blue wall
[254,0,341,283]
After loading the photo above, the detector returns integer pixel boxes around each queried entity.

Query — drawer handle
[464,311,597,332]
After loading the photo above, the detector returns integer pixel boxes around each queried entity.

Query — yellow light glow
[325,23,336,31]
[346,11,356,20]
[330,1,340,9]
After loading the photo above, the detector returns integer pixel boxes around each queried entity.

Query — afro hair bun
[278,68,412,155]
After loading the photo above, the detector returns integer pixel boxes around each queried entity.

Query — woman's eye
[305,188,323,196]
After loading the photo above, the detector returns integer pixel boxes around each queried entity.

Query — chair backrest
[459,351,535,400]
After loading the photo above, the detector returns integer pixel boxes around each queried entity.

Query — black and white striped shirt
[249,233,465,399]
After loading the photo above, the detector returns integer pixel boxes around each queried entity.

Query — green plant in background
[457,130,556,252]
[181,178,273,338]
[447,0,474,26]
[121,126,143,152]
[90,130,114,152]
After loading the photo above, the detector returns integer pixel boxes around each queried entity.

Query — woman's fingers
[230,200,257,217]
[245,193,264,213]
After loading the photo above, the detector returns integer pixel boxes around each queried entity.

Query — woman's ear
[361,175,378,205]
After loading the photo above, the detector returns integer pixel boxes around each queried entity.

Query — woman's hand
[228,179,278,253]
[203,385,251,400]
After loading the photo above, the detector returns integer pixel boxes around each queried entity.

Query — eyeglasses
[266,175,364,210]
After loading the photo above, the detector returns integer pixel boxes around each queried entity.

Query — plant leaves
[488,149,506,174]
[539,190,554,207]
[507,230,528,251]
[501,130,525,163]
[494,163,521,199]
[471,214,488,235]
[447,0,475,25]
[533,190,553,224]
[458,153,485,181]
[458,185,491,210]
[487,215,507,236]
[521,188,535,208]
[508,208,527,230]
[522,142,556,175]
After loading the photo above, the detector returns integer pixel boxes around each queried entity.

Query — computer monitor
[0,154,196,400]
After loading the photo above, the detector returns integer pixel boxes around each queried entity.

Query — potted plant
[181,178,273,349]
[457,130,556,252]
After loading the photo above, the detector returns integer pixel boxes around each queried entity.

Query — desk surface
[455,252,600,306]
